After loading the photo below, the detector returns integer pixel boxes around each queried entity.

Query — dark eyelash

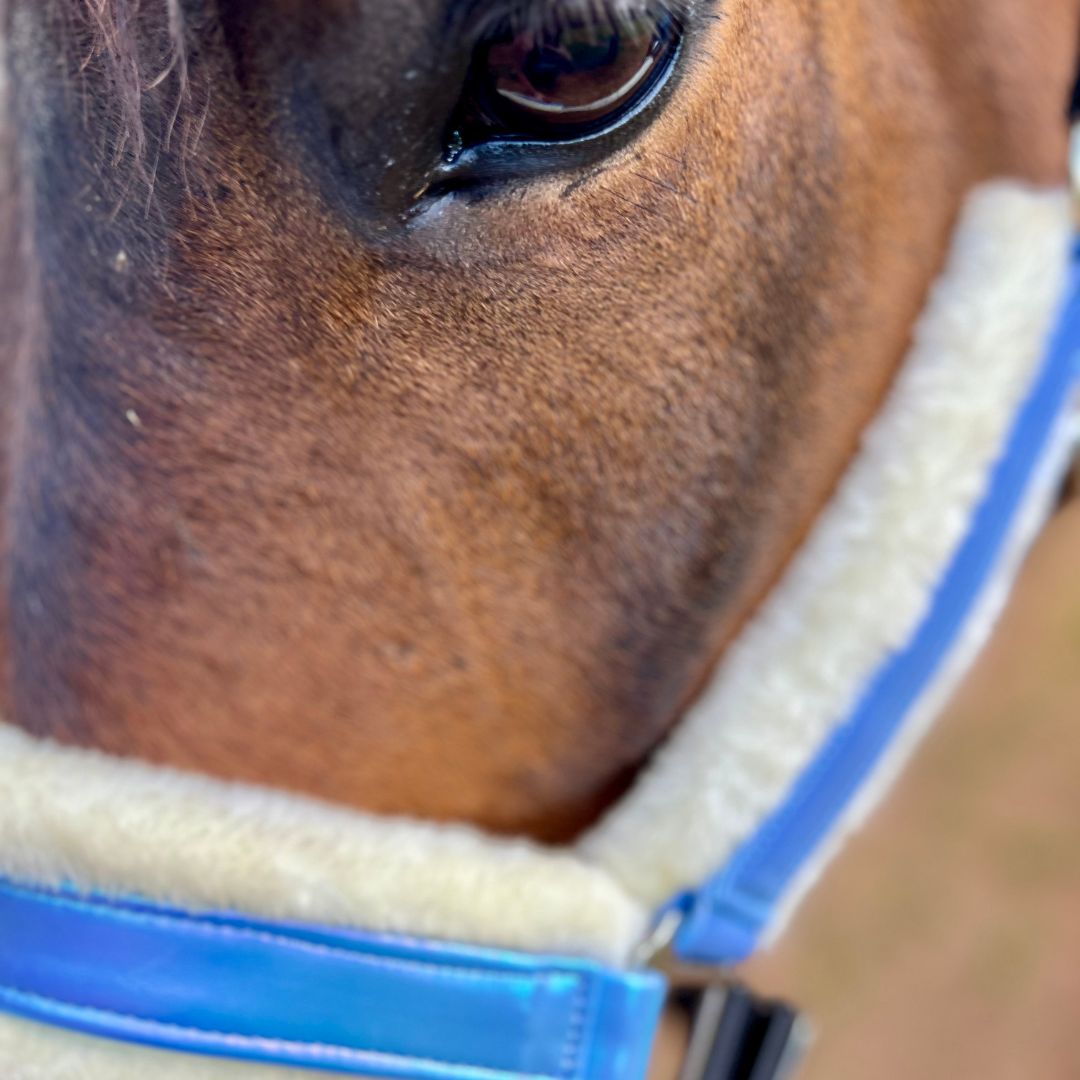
[456,0,688,45]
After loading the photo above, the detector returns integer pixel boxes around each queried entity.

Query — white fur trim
[759,379,1080,953]
[0,722,647,964]
[0,182,1074,1077]
[580,182,1074,904]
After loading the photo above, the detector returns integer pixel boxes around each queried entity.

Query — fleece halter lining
[0,183,1078,1080]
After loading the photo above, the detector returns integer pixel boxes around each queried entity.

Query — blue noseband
[0,880,663,1080]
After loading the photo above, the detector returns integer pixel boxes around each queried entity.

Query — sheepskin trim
[580,182,1074,905]
[760,395,1080,952]
[0,722,647,965]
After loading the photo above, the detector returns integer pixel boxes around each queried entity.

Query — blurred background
[743,480,1080,1079]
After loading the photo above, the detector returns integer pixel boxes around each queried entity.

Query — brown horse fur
[0,0,1077,843]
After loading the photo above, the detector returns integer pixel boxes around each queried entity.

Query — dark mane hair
[73,0,189,166]
[1,0,193,190]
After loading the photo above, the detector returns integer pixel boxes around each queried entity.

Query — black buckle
[638,913,812,1080]
[674,983,810,1080]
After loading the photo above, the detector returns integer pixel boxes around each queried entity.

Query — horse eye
[449,5,681,153]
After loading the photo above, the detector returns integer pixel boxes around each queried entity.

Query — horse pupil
[521,46,573,95]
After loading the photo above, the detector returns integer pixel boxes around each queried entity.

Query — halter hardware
[672,985,808,1080]
[639,911,810,1080]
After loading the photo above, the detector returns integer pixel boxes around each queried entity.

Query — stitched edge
[0,881,572,987]
[0,985,556,1080]
[556,971,595,1080]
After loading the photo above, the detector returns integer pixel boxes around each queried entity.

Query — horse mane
[74,0,189,167]
[0,0,191,188]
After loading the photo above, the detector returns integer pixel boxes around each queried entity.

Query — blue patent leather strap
[0,879,665,1080]
[671,241,1080,965]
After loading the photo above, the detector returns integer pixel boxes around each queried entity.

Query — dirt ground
[742,488,1080,1079]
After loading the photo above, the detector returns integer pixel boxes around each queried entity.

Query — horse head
[3,0,1073,841]
[1,6,1079,1077]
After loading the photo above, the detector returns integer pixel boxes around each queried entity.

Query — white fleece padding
[759,398,1080,953]
[0,723,647,963]
[0,182,1075,1079]
[580,183,1074,903]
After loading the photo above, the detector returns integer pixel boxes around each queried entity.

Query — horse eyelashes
[466,0,685,40]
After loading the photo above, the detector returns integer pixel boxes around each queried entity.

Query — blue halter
[1,245,1078,1080]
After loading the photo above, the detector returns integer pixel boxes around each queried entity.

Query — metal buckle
[639,914,813,1080]
[672,984,811,1080]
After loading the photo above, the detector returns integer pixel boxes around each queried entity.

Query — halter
[2,172,1079,1080]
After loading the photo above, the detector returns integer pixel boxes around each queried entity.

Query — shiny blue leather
[0,879,665,1080]
[669,241,1080,966]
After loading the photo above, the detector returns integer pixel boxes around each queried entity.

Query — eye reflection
[449,3,682,152]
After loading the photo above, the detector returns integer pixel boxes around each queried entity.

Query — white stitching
[556,976,594,1080]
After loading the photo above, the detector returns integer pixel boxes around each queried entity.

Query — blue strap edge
[0,879,665,1080]
[671,242,1080,965]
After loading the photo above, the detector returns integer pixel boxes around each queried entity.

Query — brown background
[743,485,1080,1078]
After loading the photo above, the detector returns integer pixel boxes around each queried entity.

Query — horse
[0,1,1078,1078]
